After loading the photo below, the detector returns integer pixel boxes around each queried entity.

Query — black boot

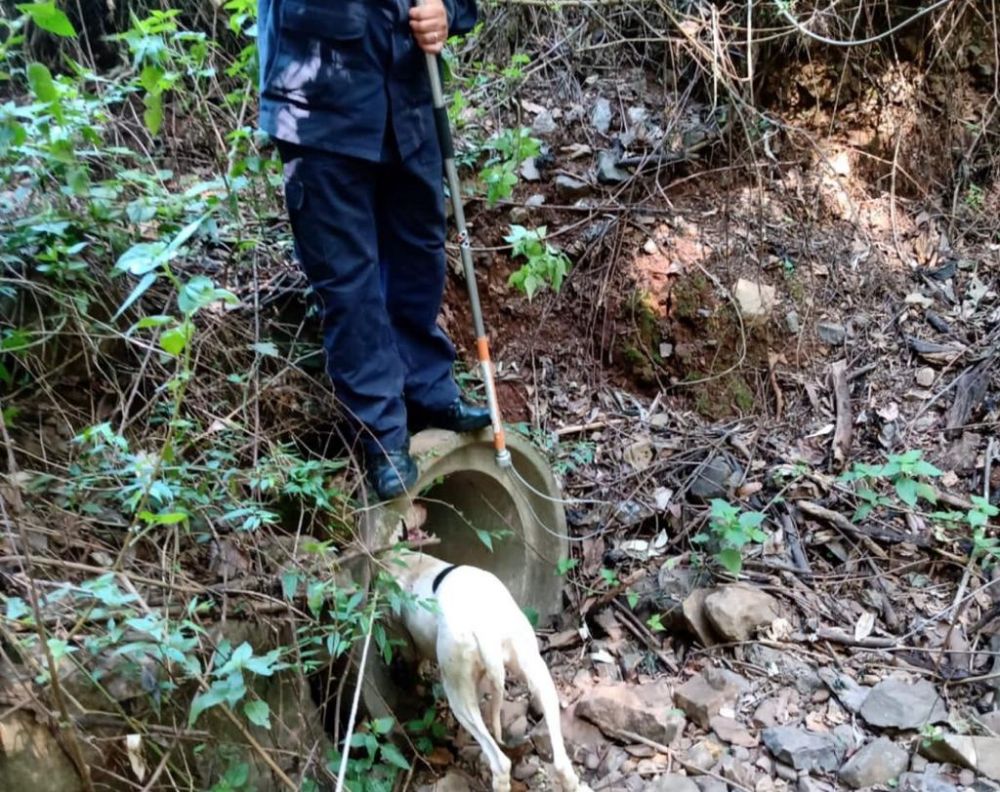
[414,397,492,433]
[365,440,418,501]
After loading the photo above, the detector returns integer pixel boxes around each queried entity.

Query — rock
[650,774,701,792]
[682,588,719,646]
[596,150,630,185]
[762,726,847,772]
[0,712,83,792]
[693,777,729,792]
[418,770,475,792]
[711,715,758,748]
[959,769,977,787]
[734,278,777,318]
[525,193,546,208]
[509,206,530,224]
[704,585,780,642]
[817,668,870,713]
[898,772,959,792]
[555,174,590,198]
[519,158,540,181]
[690,455,743,500]
[816,321,847,346]
[775,762,798,782]
[532,109,557,136]
[920,735,1000,781]
[556,702,606,762]
[513,755,541,782]
[748,646,823,694]
[686,739,725,773]
[592,98,613,134]
[786,311,801,334]
[798,779,835,792]
[675,668,748,729]
[915,367,936,388]
[837,737,909,788]
[720,755,755,788]
[576,683,684,746]
[860,677,948,729]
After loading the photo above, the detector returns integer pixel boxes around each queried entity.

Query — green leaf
[143,91,163,136]
[626,591,639,609]
[912,460,943,478]
[115,241,167,276]
[189,683,228,726]
[26,62,57,103]
[138,510,188,526]
[380,742,410,771]
[252,341,279,357]
[243,699,271,729]
[18,3,77,37]
[280,571,299,601]
[717,547,743,575]
[522,606,539,628]
[371,717,395,735]
[474,528,493,551]
[244,649,280,677]
[159,321,192,357]
[895,477,918,507]
[556,557,578,576]
[5,597,29,621]
[915,482,938,504]
[738,511,766,532]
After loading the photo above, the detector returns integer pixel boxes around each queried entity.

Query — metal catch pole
[417,6,511,468]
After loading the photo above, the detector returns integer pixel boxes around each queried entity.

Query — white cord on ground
[335,593,379,792]
[776,0,954,48]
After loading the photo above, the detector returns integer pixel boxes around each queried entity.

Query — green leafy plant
[693,499,767,575]
[505,225,571,300]
[327,717,409,792]
[556,557,579,576]
[840,449,942,519]
[479,127,540,205]
[406,707,448,754]
[932,495,1000,568]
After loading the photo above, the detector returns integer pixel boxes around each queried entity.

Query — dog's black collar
[431,564,459,593]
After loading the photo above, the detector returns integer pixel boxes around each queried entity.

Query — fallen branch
[830,359,852,470]
[796,499,930,549]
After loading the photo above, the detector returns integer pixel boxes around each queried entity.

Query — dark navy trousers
[278,134,460,453]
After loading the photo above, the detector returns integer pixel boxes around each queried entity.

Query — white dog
[386,505,590,792]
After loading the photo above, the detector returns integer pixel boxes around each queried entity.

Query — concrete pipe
[359,427,569,721]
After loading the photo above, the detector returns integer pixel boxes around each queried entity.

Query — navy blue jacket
[257,0,477,162]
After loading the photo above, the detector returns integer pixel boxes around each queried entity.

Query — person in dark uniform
[256,0,487,500]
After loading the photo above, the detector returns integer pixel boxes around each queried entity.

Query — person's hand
[409,0,448,54]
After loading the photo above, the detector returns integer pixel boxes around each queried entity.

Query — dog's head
[389,501,429,546]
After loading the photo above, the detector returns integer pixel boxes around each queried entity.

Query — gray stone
[532,109,557,136]
[915,367,936,388]
[519,158,540,181]
[525,193,546,207]
[675,668,748,729]
[513,756,541,782]
[592,97,613,134]
[838,737,909,788]
[649,774,701,792]
[786,311,801,334]
[693,777,729,792]
[798,779,835,792]
[596,150,630,185]
[860,677,948,729]
[816,322,847,346]
[748,645,823,694]
[704,585,780,642]
[734,278,777,318]
[719,755,755,788]
[576,682,683,746]
[690,456,743,500]
[0,712,83,792]
[509,207,530,224]
[682,588,719,646]
[762,726,847,772]
[920,734,1000,781]
[775,762,798,782]
[685,739,725,773]
[898,772,959,792]
[817,668,870,713]
[555,174,590,198]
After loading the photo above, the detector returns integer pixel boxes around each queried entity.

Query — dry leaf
[126,734,146,781]
[854,610,876,642]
